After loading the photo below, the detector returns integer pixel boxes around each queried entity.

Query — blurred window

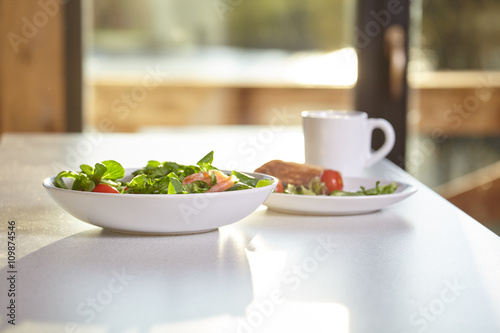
[87,0,357,86]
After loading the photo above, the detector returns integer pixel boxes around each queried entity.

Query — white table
[1,127,500,333]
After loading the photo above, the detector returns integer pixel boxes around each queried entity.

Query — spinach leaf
[167,173,185,194]
[226,182,253,191]
[299,185,316,195]
[231,171,258,187]
[54,171,79,189]
[128,174,147,188]
[72,174,95,191]
[79,164,93,177]
[256,179,275,188]
[209,171,217,185]
[197,151,217,173]
[102,160,125,180]
[330,181,398,196]
[91,162,107,184]
[197,151,214,165]
[184,180,210,193]
[133,160,169,178]
[329,190,364,197]
[54,170,95,192]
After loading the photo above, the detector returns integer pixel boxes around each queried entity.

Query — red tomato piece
[274,180,284,193]
[92,183,120,194]
[320,169,343,192]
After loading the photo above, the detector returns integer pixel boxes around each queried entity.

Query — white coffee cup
[302,110,395,177]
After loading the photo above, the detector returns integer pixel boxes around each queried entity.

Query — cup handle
[366,118,396,168]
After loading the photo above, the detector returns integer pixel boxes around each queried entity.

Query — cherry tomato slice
[92,183,120,194]
[274,180,284,193]
[320,169,343,192]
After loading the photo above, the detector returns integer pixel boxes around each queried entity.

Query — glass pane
[419,0,500,70]
[84,0,357,131]
[408,0,500,231]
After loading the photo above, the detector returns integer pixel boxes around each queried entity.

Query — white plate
[263,177,417,215]
[43,170,277,235]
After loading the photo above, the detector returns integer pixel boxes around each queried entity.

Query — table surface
[1,127,500,333]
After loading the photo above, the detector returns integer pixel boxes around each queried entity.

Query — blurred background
[1,0,499,234]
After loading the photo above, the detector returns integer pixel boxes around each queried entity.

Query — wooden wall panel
[92,79,500,135]
[0,0,66,132]
[410,71,500,137]
[416,88,500,136]
[89,83,353,131]
[243,87,353,125]
[91,84,242,132]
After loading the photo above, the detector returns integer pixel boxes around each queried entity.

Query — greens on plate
[283,176,398,197]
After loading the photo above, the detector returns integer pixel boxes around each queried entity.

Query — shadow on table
[0,227,253,333]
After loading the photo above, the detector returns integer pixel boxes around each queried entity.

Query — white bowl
[43,170,277,235]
